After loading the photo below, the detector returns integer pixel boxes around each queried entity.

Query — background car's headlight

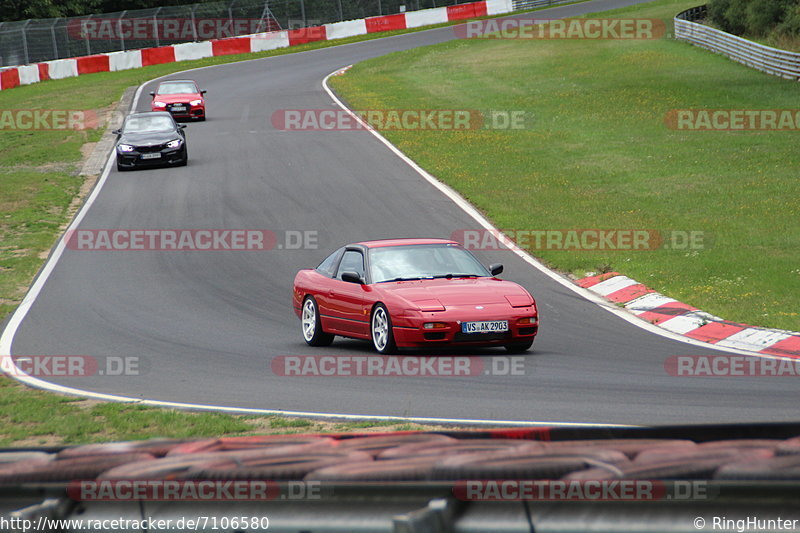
[189,99,202,106]
[153,101,167,108]
[117,144,134,152]
[166,139,182,149]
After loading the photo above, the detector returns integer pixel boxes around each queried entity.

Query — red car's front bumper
[152,103,205,120]
[390,304,538,348]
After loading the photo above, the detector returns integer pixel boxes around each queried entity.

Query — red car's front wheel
[301,296,334,347]
[371,304,397,355]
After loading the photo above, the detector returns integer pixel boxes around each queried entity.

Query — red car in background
[293,239,538,354]
[150,80,206,121]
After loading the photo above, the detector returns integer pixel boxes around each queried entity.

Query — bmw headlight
[117,144,134,152]
[166,139,182,149]
[153,101,167,108]
[189,99,203,106]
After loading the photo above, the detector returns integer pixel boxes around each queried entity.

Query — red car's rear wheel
[301,296,334,346]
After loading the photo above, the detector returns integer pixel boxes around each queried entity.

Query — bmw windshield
[123,115,176,133]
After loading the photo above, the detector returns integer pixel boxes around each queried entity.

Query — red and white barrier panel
[0,0,510,92]
[577,272,800,358]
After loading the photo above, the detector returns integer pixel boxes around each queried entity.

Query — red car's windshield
[370,244,490,283]
[156,82,198,95]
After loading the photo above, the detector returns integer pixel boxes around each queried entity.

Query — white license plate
[171,106,186,111]
[141,153,161,160]
[461,320,508,334]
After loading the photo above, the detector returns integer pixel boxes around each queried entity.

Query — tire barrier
[539,439,696,459]
[565,449,775,480]
[100,445,340,479]
[0,452,155,484]
[57,439,187,459]
[430,450,630,481]
[0,451,54,465]
[166,435,334,455]
[378,439,544,460]
[715,454,800,480]
[777,436,800,456]
[328,434,456,456]
[186,450,374,480]
[0,430,797,485]
[305,456,441,481]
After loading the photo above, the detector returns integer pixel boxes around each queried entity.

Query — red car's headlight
[505,294,534,307]
[413,299,446,312]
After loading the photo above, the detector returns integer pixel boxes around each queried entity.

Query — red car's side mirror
[341,271,364,284]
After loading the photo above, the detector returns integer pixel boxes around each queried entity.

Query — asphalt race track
[4,0,796,426]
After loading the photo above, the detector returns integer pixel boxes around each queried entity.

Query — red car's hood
[153,94,201,103]
[382,278,533,309]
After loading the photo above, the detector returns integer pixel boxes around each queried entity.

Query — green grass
[0,378,252,446]
[0,376,452,446]
[329,0,800,331]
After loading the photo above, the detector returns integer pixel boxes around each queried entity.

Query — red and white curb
[577,272,800,358]
[0,0,511,92]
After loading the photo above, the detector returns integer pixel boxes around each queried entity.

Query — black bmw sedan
[113,112,188,171]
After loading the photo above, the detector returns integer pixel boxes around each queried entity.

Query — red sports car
[292,239,538,354]
[150,80,206,121]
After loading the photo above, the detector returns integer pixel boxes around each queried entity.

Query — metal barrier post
[22,19,31,64]
[191,6,198,41]
[50,18,60,59]
[119,10,127,51]
[153,7,162,47]
[229,0,235,37]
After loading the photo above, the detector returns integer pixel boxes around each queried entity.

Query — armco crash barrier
[0,0,513,92]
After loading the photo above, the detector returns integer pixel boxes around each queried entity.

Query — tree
[1,0,101,21]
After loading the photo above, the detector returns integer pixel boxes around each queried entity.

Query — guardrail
[511,0,578,12]
[675,5,800,81]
